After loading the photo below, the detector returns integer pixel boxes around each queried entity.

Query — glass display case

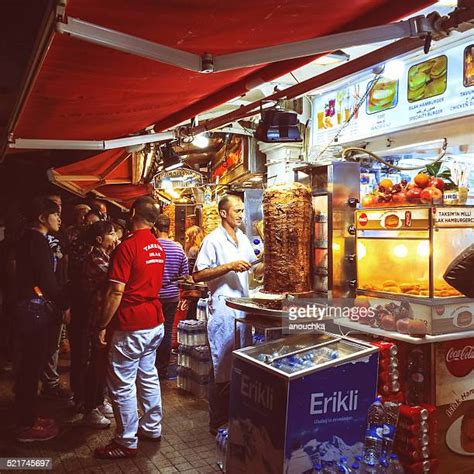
[227,333,378,473]
[355,206,474,299]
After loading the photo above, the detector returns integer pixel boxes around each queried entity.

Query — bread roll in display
[263,182,312,294]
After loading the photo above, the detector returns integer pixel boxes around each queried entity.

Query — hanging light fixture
[193,133,210,149]
[162,143,183,171]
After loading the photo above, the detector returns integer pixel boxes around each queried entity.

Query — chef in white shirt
[193,194,263,434]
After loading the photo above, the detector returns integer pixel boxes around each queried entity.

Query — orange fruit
[414,173,430,188]
[379,178,393,189]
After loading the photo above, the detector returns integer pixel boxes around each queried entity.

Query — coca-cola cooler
[226,332,378,473]
[365,335,474,474]
[434,337,474,474]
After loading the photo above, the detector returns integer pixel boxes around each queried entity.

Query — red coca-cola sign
[359,212,368,226]
[444,340,474,377]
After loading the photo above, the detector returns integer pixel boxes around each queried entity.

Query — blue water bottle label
[366,425,384,440]
[383,423,396,440]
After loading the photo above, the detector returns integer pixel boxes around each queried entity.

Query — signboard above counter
[311,34,474,148]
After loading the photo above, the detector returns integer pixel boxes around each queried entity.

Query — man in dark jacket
[14,196,69,442]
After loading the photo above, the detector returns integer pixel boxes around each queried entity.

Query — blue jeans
[107,324,164,449]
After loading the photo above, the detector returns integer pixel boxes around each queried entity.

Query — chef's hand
[97,329,108,348]
[227,260,252,273]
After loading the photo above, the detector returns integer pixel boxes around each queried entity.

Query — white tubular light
[10,131,175,150]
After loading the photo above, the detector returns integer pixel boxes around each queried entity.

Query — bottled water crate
[227,332,378,473]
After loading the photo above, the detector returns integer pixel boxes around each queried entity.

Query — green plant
[424,162,456,188]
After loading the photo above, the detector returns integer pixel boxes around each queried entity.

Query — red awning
[12,0,432,142]
[49,148,153,207]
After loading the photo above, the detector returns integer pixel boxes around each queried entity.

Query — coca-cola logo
[359,213,368,226]
[444,340,474,377]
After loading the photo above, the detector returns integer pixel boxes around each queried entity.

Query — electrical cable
[342,138,448,171]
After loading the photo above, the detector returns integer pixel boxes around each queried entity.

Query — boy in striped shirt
[154,214,189,378]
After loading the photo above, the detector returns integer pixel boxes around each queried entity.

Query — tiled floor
[0,357,219,473]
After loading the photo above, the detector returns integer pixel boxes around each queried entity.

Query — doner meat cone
[263,183,312,294]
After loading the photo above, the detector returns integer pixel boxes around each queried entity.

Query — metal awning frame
[56,13,446,73]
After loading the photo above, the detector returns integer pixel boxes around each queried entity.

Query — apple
[420,186,443,204]
[406,187,422,202]
[429,177,445,191]
[392,191,407,204]
[414,173,431,188]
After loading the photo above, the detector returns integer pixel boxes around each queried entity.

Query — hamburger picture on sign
[367,78,399,114]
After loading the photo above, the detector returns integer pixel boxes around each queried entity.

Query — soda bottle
[383,401,400,458]
[389,454,405,473]
[402,458,437,473]
[406,348,426,405]
[363,397,385,467]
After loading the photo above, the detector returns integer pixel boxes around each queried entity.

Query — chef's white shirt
[194,225,256,299]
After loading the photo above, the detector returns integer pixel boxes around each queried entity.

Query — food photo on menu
[366,78,399,114]
[407,55,448,102]
[464,44,474,87]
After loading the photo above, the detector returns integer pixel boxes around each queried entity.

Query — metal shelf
[335,319,474,345]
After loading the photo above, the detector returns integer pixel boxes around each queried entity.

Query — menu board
[311,36,474,147]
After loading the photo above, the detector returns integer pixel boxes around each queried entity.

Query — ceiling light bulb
[193,134,209,149]
[383,60,405,80]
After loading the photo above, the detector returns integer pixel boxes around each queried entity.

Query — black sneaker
[40,385,73,400]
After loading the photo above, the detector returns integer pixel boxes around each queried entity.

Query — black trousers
[84,342,107,412]
[14,300,58,427]
[155,300,178,377]
[208,369,230,429]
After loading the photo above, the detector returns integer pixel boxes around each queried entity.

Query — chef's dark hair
[27,196,60,225]
[132,196,160,225]
[156,214,170,233]
[218,194,242,212]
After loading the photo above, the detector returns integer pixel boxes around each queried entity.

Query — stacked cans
[395,404,438,473]
[176,320,211,398]
[370,340,403,401]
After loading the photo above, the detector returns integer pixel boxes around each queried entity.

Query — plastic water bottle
[388,454,404,473]
[337,457,351,473]
[379,457,390,473]
[322,460,335,473]
[216,428,225,469]
[363,397,385,467]
[351,462,360,472]
[383,402,400,458]
[223,433,229,472]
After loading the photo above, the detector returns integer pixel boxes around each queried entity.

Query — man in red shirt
[94,197,165,459]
